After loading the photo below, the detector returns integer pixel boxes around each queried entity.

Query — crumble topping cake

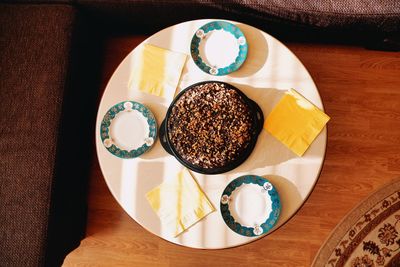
[167,82,253,169]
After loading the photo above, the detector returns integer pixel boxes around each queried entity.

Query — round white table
[95,19,327,249]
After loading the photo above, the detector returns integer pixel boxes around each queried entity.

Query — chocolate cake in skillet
[167,82,254,169]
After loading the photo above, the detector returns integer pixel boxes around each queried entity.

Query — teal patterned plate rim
[100,101,157,159]
[220,175,281,237]
[190,21,248,76]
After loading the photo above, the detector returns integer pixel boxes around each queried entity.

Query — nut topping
[168,82,253,169]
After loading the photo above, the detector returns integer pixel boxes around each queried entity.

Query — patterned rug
[313,180,400,267]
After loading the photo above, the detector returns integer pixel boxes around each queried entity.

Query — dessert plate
[220,175,281,237]
[100,101,157,158]
[190,21,248,76]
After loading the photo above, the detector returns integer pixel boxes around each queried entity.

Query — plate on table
[220,175,281,237]
[190,20,248,76]
[100,101,157,159]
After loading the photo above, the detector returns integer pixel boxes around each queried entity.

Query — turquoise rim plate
[220,175,281,237]
[100,101,157,159]
[190,21,248,76]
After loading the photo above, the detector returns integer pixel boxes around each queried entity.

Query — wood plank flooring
[63,36,400,267]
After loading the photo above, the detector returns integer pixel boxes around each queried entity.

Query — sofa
[0,1,399,266]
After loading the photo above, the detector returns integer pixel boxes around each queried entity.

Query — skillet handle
[159,119,173,155]
[249,99,264,135]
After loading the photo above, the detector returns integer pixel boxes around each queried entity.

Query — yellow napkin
[129,44,187,99]
[264,89,330,156]
[145,169,215,237]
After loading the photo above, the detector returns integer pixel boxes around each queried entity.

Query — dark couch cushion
[77,0,400,48]
[0,4,101,266]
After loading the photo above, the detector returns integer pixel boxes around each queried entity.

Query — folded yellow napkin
[264,89,330,156]
[146,169,215,237]
[129,44,187,99]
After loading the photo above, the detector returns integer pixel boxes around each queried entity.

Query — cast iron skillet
[159,81,264,175]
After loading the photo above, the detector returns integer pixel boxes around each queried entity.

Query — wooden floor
[63,36,400,267]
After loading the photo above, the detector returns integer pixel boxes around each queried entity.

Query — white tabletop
[95,19,327,249]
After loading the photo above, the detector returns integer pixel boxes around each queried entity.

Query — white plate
[220,175,281,237]
[100,101,157,158]
[190,20,248,76]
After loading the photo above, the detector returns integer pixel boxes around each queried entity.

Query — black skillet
[159,81,264,174]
